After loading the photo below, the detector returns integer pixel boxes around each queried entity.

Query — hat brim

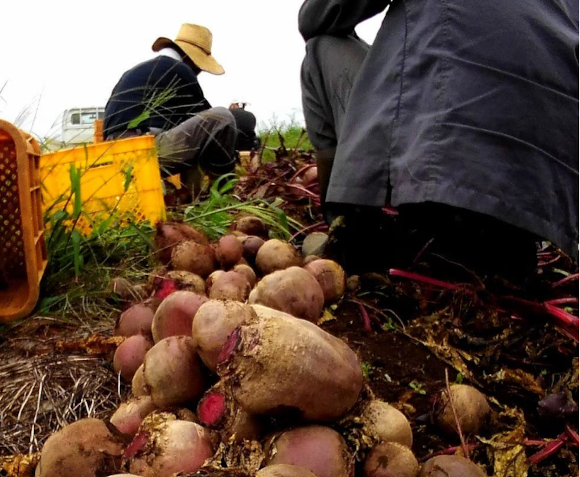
[152,37,225,75]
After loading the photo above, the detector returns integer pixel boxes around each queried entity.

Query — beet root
[143,336,206,408]
[216,234,244,269]
[361,400,413,448]
[419,455,486,477]
[171,240,216,278]
[151,290,208,343]
[165,270,207,295]
[257,464,317,477]
[36,418,124,477]
[217,308,363,421]
[113,334,153,382]
[249,266,325,323]
[110,396,158,437]
[239,235,266,265]
[114,303,155,338]
[435,384,491,436]
[363,442,419,477]
[266,425,354,477]
[209,270,252,302]
[197,385,262,442]
[235,215,268,237]
[303,259,346,303]
[255,239,302,275]
[191,300,257,371]
[131,364,149,397]
[127,418,213,477]
[154,221,208,264]
[233,263,257,287]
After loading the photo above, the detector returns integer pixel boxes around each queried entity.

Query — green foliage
[362,362,374,380]
[409,380,427,395]
[181,174,303,241]
[259,120,313,162]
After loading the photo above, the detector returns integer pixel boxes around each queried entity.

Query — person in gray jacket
[299,0,578,280]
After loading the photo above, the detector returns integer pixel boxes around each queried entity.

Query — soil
[1,152,578,477]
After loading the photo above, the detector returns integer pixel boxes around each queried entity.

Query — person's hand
[229,102,247,110]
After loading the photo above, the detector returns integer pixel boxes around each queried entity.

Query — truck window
[70,113,80,125]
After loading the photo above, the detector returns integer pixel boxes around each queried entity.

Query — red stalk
[552,273,579,288]
[388,268,460,290]
[544,298,579,307]
[290,221,327,240]
[288,164,316,183]
[565,425,579,447]
[356,302,372,332]
[526,433,567,466]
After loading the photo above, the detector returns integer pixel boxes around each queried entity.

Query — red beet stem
[198,391,227,427]
[388,268,460,290]
[356,302,372,332]
[217,328,241,365]
[565,425,580,447]
[526,433,567,466]
[552,273,579,288]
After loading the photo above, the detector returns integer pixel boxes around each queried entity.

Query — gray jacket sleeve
[298,0,391,40]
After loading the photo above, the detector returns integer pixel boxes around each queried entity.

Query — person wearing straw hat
[104,23,258,198]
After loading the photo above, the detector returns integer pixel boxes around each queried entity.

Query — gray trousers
[300,35,369,152]
[155,107,237,196]
[107,106,237,197]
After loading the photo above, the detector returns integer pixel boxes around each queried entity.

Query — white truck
[46,107,105,150]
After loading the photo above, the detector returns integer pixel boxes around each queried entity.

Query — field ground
[0,132,577,477]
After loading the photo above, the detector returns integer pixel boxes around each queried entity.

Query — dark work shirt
[104,56,211,138]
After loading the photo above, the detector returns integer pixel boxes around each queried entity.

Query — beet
[143,336,206,408]
[363,442,419,477]
[209,270,252,302]
[255,239,302,275]
[303,259,346,303]
[216,234,244,269]
[151,291,208,343]
[191,300,257,371]
[361,400,413,448]
[113,335,153,382]
[198,386,262,442]
[153,221,208,265]
[257,465,317,477]
[127,417,213,477]
[131,364,149,397]
[435,384,491,436]
[110,396,158,437]
[36,418,124,477]
[266,425,354,477]
[249,267,325,322]
[217,309,363,421]
[171,240,216,278]
[235,215,268,237]
[419,455,486,477]
[114,303,155,338]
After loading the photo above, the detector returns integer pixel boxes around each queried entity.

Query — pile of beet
[33,218,510,477]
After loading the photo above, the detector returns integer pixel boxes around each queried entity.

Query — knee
[202,106,236,128]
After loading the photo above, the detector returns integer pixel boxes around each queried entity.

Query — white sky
[0,0,383,140]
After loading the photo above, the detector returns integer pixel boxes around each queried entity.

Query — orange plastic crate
[0,120,48,323]
[40,135,166,232]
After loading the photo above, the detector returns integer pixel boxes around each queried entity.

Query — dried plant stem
[444,369,470,460]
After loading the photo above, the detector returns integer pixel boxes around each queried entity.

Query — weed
[362,362,374,380]
[409,380,427,395]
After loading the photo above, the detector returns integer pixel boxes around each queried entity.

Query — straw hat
[152,23,224,75]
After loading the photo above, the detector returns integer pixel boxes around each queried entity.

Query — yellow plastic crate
[40,135,166,231]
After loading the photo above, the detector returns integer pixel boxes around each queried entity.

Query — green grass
[259,120,313,162]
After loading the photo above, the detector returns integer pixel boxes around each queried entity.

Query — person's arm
[298,0,391,41]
